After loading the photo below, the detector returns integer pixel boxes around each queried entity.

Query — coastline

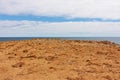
[0,37,120,44]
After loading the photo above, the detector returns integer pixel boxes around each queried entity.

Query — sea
[0,37,120,44]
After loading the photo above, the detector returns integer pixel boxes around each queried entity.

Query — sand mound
[0,39,120,80]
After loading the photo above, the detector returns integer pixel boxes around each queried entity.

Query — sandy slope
[0,39,120,80]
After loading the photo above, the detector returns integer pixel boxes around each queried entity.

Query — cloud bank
[0,0,120,19]
[0,20,120,37]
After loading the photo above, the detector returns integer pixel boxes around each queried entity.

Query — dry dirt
[0,39,120,80]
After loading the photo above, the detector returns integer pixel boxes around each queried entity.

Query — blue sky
[0,15,120,22]
[0,0,120,37]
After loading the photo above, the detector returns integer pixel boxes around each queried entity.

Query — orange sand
[0,39,120,80]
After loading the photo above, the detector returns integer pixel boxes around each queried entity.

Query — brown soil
[0,39,120,80]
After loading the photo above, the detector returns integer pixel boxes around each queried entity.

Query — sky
[0,0,120,37]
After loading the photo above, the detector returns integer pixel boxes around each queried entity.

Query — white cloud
[0,20,120,37]
[0,0,120,19]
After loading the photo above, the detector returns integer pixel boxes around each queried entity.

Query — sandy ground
[0,39,120,80]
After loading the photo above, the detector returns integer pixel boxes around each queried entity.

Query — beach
[0,39,120,80]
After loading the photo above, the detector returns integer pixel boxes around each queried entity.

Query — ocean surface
[0,37,120,44]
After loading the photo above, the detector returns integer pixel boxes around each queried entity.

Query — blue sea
[0,37,120,44]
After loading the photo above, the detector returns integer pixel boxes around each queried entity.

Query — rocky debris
[0,39,120,80]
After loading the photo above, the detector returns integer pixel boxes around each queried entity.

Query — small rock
[12,62,25,68]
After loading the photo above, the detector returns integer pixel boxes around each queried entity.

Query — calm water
[0,37,120,44]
